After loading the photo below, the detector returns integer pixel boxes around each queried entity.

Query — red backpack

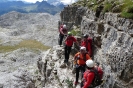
[81,67,103,87]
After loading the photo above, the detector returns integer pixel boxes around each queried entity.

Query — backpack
[90,68,102,87]
[81,67,102,88]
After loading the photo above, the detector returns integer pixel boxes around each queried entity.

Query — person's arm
[59,28,64,35]
[73,37,80,47]
[81,40,85,46]
[86,54,91,60]
[83,72,94,88]
[74,53,78,65]
[64,35,68,42]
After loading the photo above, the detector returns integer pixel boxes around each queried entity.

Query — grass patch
[120,0,133,18]
[103,2,112,13]
[73,0,133,19]
[120,12,133,19]
[0,40,50,53]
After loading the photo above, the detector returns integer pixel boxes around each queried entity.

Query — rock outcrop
[58,6,133,88]
[37,46,80,88]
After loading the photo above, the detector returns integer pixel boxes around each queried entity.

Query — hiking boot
[72,68,76,74]
[60,63,66,68]
[74,81,79,85]
[66,61,71,66]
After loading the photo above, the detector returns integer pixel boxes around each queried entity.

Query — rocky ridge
[37,5,133,88]
[0,11,60,88]
[59,5,133,88]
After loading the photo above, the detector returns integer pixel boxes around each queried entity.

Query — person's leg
[67,46,72,61]
[64,45,68,63]
[75,66,80,83]
[59,34,64,46]
[81,65,86,79]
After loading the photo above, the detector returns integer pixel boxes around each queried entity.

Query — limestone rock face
[59,6,133,88]
[0,11,60,88]
[37,46,81,88]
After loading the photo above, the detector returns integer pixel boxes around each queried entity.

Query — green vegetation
[74,0,133,19]
[0,40,50,53]
[70,29,81,36]
[65,78,73,88]
[103,1,112,13]
[120,0,133,18]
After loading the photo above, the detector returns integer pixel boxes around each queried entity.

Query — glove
[64,34,67,36]
[75,64,79,68]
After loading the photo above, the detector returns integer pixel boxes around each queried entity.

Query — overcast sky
[18,0,75,4]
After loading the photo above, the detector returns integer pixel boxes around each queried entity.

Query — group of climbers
[58,24,103,88]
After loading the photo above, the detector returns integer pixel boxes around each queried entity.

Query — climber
[81,59,103,88]
[81,34,93,57]
[58,24,68,46]
[74,46,91,85]
[60,32,77,68]
[64,32,78,63]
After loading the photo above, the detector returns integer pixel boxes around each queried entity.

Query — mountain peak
[0,0,65,15]
[0,0,78,5]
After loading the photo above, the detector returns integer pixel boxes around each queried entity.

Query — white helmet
[80,46,86,51]
[86,60,94,68]
[63,24,66,29]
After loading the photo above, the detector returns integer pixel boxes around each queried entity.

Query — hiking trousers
[59,33,64,46]
[64,45,72,63]
[75,65,85,82]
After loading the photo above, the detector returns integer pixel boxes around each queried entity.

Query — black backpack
[90,68,103,87]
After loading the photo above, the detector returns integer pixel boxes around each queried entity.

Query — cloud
[22,0,43,3]
[60,0,74,4]
[8,0,76,4]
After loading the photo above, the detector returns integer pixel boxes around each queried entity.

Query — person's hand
[64,34,67,36]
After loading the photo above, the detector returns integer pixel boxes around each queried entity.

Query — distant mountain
[0,0,77,5]
[0,1,66,15]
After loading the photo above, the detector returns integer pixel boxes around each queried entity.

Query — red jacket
[82,66,103,88]
[65,36,76,47]
[81,37,92,57]
[59,27,67,35]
